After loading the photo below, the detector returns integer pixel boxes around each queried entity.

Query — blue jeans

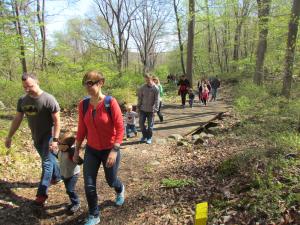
[83,145,123,217]
[63,174,80,206]
[126,124,137,137]
[139,110,154,139]
[34,135,61,197]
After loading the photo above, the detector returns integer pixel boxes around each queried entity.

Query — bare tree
[232,0,252,70]
[253,0,272,85]
[173,0,186,76]
[11,0,27,73]
[186,0,195,87]
[281,0,300,98]
[93,0,137,76]
[131,0,167,75]
[36,0,46,70]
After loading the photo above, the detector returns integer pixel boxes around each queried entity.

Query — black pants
[156,101,163,122]
[180,92,187,106]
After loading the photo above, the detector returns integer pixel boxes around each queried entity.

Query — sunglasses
[58,141,69,146]
[83,80,100,87]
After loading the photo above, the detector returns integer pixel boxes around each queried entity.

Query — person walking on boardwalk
[73,70,125,225]
[177,75,190,107]
[210,76,221,101]
[4,72,62,206]
[137,74,159,144]
[153,76,164,122]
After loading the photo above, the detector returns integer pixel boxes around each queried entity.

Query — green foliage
[161,178,195,188]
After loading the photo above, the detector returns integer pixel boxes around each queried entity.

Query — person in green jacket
[153,76,164,122]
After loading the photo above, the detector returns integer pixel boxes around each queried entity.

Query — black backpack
[83,96,113,119]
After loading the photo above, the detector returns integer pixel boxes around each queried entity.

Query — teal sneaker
[115,185,125,206]
[146,138,152,144]
[84,215,100,225]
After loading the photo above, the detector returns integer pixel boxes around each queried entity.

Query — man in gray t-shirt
[5,72,61,206]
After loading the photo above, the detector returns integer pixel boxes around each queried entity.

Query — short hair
[21,72,38,81]
[59,130,75,147]
[82,70,105,85]
[144,74,153,80]
[152,76,160,84]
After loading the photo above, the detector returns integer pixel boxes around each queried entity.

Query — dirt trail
[0,98,229,225]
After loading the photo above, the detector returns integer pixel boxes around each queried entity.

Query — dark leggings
[180,92,187,106]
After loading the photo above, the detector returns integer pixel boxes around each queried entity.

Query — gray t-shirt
[58,150,80,179]
[17,92,60,144]
[125,111,138,125]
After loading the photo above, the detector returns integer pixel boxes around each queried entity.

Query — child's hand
[73,149,80,163]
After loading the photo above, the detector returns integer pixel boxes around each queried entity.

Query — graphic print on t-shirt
[22,104,38,116]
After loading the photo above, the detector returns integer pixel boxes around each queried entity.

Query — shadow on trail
[0,180,68,225]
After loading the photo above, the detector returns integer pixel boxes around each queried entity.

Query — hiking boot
[34,195,48,206]
[146,138,152,144]
[68,203,80,213]
[84,215,100,225]
[115,184,125,206]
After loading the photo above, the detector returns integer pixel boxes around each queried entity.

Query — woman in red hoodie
[73,70,124,225]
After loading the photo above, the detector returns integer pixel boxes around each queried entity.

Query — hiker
[210,76,221,101]
[4,72,61,206]
[177,75,190,107]
[73,70,124,225]
[153,76,164,122]
[188,88,195,108]
[57,131,83,213]
[202,84,210,106]
[197,78,205,104]
[137,74,159,144]
[124,104,138,139]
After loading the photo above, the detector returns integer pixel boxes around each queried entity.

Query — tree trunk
[282,0,300,98]
[186,0,195,88]
[173,0,186,76]
[12,0,27,73]
[253,0,272,85]
[213,25,223,73]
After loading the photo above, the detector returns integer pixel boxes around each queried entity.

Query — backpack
[83,96,112,119]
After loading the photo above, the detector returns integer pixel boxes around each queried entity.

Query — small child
[188,88,195,108]
[125,104,138,138]
[202,84,209,106]
[58,131,83,213]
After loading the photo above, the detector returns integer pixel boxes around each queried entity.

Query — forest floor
[0,91,299,225]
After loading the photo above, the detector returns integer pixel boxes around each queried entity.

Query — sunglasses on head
[83,80,100,87]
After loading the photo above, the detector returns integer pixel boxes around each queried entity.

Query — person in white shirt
[125,104,138,138]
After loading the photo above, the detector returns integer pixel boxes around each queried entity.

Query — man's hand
[50,141,58,154]
[5,137,12,148]
[106,150,117,168]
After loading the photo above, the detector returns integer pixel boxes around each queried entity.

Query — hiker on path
[137,74,159,144]
[177,75,190,107]
[153,76,164,122]
[197,78,205,104]
[73,70,125,225]
[57,131,82,214]
[124,104,138,139]
[209,76,221,101]
[4,72,61,206]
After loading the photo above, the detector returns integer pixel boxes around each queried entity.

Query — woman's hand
[106,150,117,168]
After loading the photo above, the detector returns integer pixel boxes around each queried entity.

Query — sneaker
[115,185,125,206]
[68,203,80,213]
[84,215,100,225]
[50,178,63,185]
[140,137,146,142]
[34,195,48,206]
[146,138,152,144]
